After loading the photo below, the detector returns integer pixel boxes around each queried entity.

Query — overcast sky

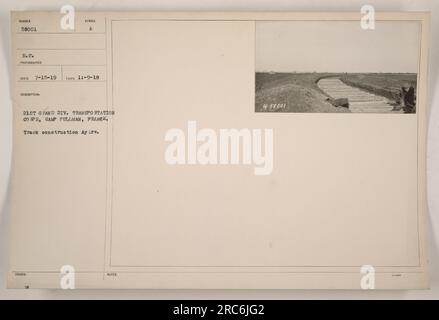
[256,21,420,73]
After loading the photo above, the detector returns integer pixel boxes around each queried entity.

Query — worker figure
[400,83,416,113]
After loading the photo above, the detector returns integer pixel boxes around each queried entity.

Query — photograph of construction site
[255,21,420,113]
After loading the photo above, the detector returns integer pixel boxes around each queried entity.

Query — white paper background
[0,0,438,299]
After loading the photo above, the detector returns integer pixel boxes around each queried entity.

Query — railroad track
[317,78,400,113]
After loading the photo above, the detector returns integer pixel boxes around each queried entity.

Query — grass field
[255,72,347,113]
[255,72,417,113]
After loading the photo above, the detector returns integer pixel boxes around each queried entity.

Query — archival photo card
[255,21,421,113]
[8,11,429,290]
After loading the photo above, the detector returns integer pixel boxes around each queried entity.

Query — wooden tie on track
[317,78,398,113]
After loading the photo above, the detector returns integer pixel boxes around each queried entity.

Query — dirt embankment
[255,73,350,113]
[339,73,417,102]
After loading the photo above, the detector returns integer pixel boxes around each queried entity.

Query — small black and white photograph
[255,21,420,113]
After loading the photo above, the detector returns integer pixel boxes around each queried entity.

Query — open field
[255,72,417,113]
[255,72,348,113]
